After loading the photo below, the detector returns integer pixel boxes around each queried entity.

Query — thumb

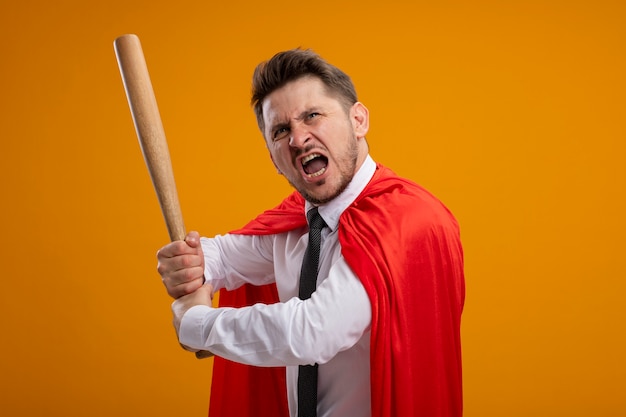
[184,231,201,248]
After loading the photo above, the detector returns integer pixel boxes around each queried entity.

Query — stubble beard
[289,136,360,205]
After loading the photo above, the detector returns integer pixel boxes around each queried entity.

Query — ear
[350,102,369,139]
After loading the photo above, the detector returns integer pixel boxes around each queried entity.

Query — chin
[300,179,350,205]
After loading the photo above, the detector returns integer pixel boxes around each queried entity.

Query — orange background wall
[1,1,624,416]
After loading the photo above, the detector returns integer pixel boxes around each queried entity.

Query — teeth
[307,167,326,178]
[301,153,326,178]
[302,153,321,164]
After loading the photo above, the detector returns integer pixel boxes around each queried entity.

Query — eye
[273,126,290,141]
[307,112,320,119]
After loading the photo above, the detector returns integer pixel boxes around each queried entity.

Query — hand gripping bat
[114,34,212,359]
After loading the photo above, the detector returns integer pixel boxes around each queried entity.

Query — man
[157,49,465,417]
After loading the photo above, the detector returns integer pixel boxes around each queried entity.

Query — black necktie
[297,207,326,417]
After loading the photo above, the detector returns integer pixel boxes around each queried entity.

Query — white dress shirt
[179,156,377,417]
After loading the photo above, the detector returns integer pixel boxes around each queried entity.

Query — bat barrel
[114,34,185,242]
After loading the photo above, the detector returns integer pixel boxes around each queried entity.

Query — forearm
[201,233,276,291]
[178,258,371,366]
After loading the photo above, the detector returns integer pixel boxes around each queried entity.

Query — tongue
[304,157,327,175]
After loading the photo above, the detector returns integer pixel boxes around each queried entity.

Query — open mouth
[301,153,328,178]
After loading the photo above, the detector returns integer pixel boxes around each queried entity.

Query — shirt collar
[305,155,376,232]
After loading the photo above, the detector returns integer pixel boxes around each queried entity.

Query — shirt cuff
[179,305,217,352]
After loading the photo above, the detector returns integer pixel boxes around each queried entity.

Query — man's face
[261,76,369,204]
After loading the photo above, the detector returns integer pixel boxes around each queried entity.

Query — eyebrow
[269,121,290,137]
[269,107,322,134]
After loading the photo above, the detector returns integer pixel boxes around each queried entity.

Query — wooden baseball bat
[114,33,212,360]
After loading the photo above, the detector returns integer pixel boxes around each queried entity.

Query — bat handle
[195,350,214,359]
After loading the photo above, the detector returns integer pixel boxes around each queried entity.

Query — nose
[288,123,311,148]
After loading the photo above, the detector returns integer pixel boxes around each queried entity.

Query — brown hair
[251,48,358,133]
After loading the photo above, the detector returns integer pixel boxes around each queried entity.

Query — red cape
[209,164,465,417]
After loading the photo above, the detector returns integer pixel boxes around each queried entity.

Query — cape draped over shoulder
[208,164,465,417]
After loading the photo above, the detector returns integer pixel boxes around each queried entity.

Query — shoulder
[231,191,307,235]
[354,165,458,228]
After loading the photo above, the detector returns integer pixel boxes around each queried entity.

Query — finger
[157,240,197,259]
[157,252,202,278]
[168,274,205,298]
[184,231,201,248]
[162,264,204,288]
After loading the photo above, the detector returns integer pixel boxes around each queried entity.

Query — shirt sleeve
[200,233,276,292]
[178,256,372,366]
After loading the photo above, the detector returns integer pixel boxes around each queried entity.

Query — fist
[157,231,205,299]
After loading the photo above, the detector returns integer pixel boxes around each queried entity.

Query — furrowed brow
[298,107,321,120]
[271,121,290,133]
